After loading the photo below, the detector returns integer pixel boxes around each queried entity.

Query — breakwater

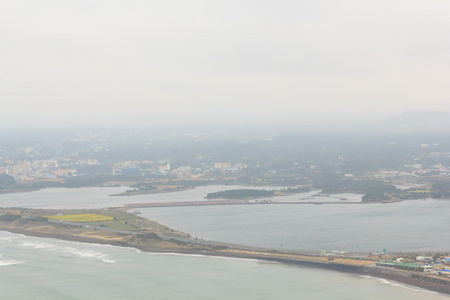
[125,200,365,208]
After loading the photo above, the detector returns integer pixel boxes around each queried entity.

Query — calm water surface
[0,187,448,299]
[141,199,450,252]
[0,185,360,209]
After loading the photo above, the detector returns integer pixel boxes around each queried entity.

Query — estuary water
[140,198,450,252]
[0,186,449,299]
[0,185,360,209]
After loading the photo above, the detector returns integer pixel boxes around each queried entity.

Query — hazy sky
[1,0,449,127]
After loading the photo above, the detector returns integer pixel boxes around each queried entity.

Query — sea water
[0,231,448,300]
[0,187,449,299]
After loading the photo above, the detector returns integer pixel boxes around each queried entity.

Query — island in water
[205,187,309,199]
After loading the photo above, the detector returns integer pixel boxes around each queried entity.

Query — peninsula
[0,207,449,296]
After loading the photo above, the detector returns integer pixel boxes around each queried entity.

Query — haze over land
[2,2,450,299]
[1,0,450,206]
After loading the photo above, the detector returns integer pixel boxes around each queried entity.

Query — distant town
[1,127,450,201]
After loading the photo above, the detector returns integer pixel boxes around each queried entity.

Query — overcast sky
[1,0,449,128]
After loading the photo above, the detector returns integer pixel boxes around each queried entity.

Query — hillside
[366,110,450,134]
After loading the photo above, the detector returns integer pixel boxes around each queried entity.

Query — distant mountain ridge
[366,110,450,134]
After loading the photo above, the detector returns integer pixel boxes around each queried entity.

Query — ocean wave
[0,231,27,240]
[210,255,263,263]
[61,247,114,263]
[145,252,208,258]
[19,242,55,249]
[16,239,116,263]
[144,252,262,263]
[360,275,440,295]
[62,247,104,258]
[0,260,23,266]
[90,242,141,253]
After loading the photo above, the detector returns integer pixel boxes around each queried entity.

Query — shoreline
[109,186,192,197]
[0,186,448,296]
[0,184,441,205]
[1,224,449,296]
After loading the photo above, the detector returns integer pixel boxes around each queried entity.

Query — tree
[0,174,15,188]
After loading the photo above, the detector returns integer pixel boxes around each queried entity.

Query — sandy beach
[0,218,449,296]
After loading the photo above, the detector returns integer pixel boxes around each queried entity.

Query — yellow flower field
[47,214,114,222]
